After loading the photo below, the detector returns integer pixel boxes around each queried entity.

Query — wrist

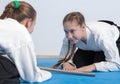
[91,64,96,71]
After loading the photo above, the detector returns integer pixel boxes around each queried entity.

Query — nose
[66,33,73,39]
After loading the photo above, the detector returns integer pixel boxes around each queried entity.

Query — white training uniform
[60,21,120,72]
[0,18,52,83]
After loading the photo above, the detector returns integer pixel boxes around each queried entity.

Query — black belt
[98,20,120,29]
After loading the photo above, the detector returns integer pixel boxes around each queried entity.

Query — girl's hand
[72,64,96,72]
[63,62,76,71]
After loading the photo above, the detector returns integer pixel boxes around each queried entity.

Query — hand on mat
[72,64,96,72]
[63,62,76,71]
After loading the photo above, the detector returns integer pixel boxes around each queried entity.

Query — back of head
[0,1,36,23]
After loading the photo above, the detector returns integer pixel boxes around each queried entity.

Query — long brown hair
[0,1,36,22]
[52,12,85,69]
[52,41,76,69]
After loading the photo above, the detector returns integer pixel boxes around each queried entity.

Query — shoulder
[0,18,32,42]
[86,21,112,29]
[86,21,116,34]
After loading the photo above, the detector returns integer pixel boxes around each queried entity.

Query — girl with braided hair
[0,1,51,83]
[53,11,120,73]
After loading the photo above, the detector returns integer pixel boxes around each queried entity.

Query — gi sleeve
[12,41,52,83]
[94,27,120,71]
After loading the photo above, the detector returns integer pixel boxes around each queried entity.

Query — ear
[21,18,32,28]
[81,23,86,31]
[25,18,32,28]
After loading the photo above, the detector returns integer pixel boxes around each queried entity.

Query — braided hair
[52,40,76,69]
[0,1,36,23]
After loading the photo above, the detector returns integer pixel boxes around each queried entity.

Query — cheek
[72,29,83,43]
[30,27,34,33]
[74,31,81,39]
[27,26,34,33]
[30,24,35,32]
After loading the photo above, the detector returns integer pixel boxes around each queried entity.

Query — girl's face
[63,21,86,44]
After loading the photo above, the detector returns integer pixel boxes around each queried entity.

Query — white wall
[0,0,120,55]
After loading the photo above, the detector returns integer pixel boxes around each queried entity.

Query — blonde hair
[0,1,36,22]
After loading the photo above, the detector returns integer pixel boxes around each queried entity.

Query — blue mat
[21,58,120,84]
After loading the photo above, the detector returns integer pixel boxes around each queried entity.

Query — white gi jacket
[0,18,51,83]
[60,21,120,72]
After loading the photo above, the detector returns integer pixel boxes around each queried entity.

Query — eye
[70,30,75,34]
[64,30,68,34]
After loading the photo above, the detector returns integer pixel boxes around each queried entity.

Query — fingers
[63,67,76,71]
[63,62,76,71]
